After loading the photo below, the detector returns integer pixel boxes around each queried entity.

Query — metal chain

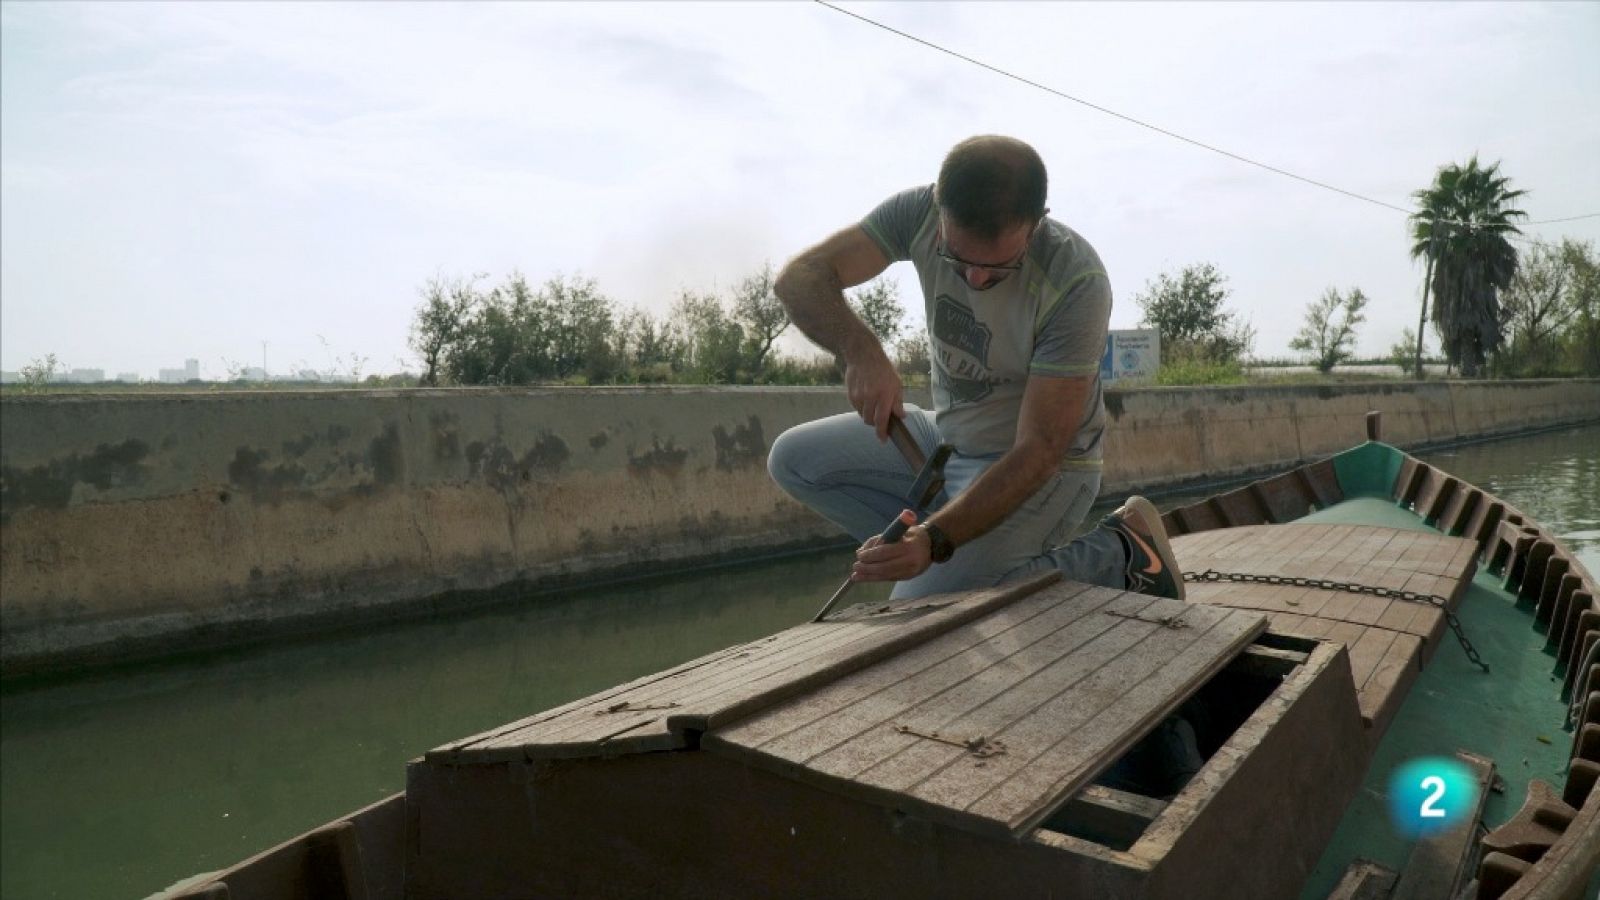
[1182,569,1490,674]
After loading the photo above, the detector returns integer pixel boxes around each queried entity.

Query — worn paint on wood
[1172,522,1479,736]
[705,584,1265,839]
[426,573,1061,763]
[1171,518,1478,736]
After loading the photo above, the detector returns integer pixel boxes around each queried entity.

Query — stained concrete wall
[1097,379,1599,494]
[3,380,1597,675]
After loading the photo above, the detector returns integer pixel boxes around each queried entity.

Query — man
[768,135,1184,603]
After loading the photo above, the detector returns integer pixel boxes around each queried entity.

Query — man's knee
[766,421,808,491]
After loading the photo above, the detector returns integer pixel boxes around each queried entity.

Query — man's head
[934,135,1049,291]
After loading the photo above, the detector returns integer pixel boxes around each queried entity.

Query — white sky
[2,1,1598,379]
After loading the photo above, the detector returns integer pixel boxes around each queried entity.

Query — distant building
[159,358,202,383]
[116,373,140,383]
[0,371,18,384]
[65,368,106,383]
[240,367,266,381]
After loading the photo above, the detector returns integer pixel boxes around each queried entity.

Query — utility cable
[815,1,1598,232]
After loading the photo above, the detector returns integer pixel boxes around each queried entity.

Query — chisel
[811,508,918,622]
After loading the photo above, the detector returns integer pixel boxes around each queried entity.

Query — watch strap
[923,522,955,564]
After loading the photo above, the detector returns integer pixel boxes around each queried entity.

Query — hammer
[811,418,953,622]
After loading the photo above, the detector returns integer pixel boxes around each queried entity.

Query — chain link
[1182,569,1490,673]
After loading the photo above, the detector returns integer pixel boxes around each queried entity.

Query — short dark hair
[935,135,1048,239]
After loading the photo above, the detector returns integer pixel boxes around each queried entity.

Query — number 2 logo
[1419,775,1447,818]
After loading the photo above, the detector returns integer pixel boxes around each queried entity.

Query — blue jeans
[768,406,1128,600]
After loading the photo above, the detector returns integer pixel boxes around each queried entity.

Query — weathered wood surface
[1135,640,1367,899]
[1172,523,1479,736]
[426,573,1061,764]
[1324,859,1398,900]
[705,582,1266,839]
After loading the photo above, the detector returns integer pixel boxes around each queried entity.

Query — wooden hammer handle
[887,416,926,474]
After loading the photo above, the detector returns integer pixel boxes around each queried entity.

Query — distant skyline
[3,1,1598,379]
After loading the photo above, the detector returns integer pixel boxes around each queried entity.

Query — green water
[1,424,1595,899]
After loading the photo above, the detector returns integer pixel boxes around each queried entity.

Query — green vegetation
[16,354,60,395]
[1409,156,1526,377]
[1388,328,1422,377]
[1154,345,1246,385]
[1493,238,1600,377]
[405,266,926,388]
[1134,262,1255,384]
[1290,287,1368,373]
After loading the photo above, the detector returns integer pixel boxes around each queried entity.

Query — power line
[815,1,1598,231]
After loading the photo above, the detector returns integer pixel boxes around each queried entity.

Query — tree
[1410,156,1526,377]
[732,263,789,374]
[1389,328,1422,376]
[410,274,482,386]
[894,336,930,384]
[1498,240,1577,376]
[615,307,682,381]
[541,275,617,382]
[1561,240,1600,376]
[848,277,907,346]
[1289,287,1368,373]
[18,353,60,393]
[669,289,746,383]
[1135,262,1254,363]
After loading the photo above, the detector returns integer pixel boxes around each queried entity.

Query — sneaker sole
[1122,496,1185,602]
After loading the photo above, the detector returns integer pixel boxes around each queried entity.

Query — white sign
[1099,329,1161,383]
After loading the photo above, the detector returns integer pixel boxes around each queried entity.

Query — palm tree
[1409,157,1526,377]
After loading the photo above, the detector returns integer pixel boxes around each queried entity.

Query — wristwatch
[923,522,956,564]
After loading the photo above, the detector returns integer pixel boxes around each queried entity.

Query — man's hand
[843,339,905,441]
[851,525,933,583]
[774,226,901,439]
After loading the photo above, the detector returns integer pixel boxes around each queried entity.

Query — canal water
[1,424,1595,899]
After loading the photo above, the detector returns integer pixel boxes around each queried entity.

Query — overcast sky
[3,1,1597,379]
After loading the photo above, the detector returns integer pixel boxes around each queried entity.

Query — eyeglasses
[934,220,1040,287]
[935,246,1027,277]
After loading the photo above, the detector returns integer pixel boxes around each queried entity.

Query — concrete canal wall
[3,379,1597,675]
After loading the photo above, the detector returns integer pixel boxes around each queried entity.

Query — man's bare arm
[926,374,1093,546]
[774,226,888,358]
[851,373,1093,582]
[775,226,905,439]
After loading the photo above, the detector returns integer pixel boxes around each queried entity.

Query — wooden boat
[161,417,1600,900]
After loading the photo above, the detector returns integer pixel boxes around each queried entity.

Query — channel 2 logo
[1387,757,1479,838]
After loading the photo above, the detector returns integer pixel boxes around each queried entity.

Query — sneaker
[1103,496,1185,601]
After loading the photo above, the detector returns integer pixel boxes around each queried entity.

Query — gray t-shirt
[861,184,1110,464]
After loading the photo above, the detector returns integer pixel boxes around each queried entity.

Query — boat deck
[1174,521,1479,739]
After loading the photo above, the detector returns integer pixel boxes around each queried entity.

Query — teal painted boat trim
[1331,440,1407,500]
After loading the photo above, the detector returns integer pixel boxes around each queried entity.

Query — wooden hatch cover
[427,573,1064,765]
[702,580,1266,840]
[1172,523,1480,736]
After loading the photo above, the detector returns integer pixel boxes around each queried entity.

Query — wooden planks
[1172,523,1479,736]
[1325,859,1398,900]
[426,573,1061,764]
[705,584,1265,839]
